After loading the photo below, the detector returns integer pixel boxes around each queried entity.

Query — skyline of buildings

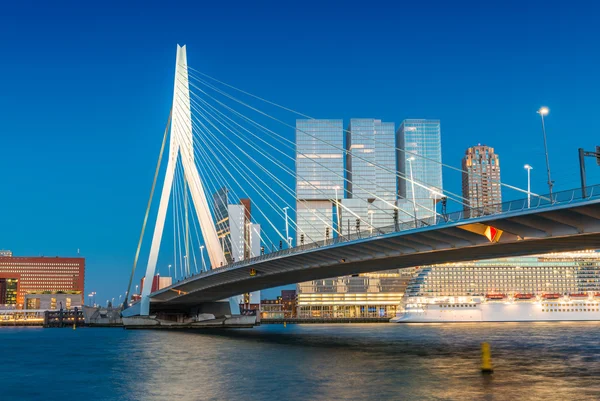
[294,118,443,319]
[213,187,262,265]
[295,117,444,242]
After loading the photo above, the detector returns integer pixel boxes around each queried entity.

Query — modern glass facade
[296,201,334,244]
[341,119,397,232]
[213,187,232,263]
[405,251,600,297]
[396,119,443,222]
[296,269,414,318]
[296,119,344,201]
[296,119,344,243]
[0,278,18,306]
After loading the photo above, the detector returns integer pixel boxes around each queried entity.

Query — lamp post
[334,186,341,236]
[368,210,375,234]
[524,164,533,208]
[283,207,290,248]
[199,245,206,272]
[91,291,96,307]
[537,107,553,197]
[168,264,172,277]
[88,293,93,306]
[407,157,417,225]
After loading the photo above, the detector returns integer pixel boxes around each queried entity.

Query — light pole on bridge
[407,157,417,225]
[524,164,533,208]
[283,207,290,248]
[200,245,206,272]
[537,107,554,197]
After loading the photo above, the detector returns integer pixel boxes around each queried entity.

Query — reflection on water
[2,323,600,400]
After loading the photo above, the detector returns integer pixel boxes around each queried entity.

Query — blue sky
[1,0,599,302]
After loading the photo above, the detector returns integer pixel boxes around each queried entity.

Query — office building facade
[213,187,232,263]
[342,119,397,232]
[396,119,443,223]
[462,145,502,215]
[0,254,85,308]
[296,119,344,244]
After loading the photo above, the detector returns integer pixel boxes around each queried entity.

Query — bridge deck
[146,192,600,312]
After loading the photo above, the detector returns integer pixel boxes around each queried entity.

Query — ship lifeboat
[514,293,534,300]
[570,293,588,298]
[485,293,506,300]
[542,293,561,299]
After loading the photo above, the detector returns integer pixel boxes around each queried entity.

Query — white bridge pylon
[139,45,228,315]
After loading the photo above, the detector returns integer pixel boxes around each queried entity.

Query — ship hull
[391,301,600,323]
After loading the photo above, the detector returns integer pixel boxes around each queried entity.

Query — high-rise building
[462,145,502,215]
[342,119,397,232]
[213,187,232,263]
[296,119,344,244]
[345,119,396,201]
[213,190,261,304]
[0,255,85,308]
[213,188,261,264]
[396,119,443,223]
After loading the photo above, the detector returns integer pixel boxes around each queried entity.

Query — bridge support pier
[122,299,255,329]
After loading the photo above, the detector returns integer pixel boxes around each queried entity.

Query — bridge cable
[188,68,532,199]
[184,73,463,211]
[124,110,171,307]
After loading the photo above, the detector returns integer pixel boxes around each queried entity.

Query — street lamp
[168,264,172,277]
[135,284,139,295]
[368,210,375,234]
[537,106,554,197]
[524,164,533,208]
[283,206,290,248]
[199,245,206,272]
[407,157,417,225]
[334,186,341,236]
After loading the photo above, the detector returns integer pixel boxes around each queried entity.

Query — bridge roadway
[147,189,600,313]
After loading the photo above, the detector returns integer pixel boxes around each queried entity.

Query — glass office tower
[345,119,396,201]
[295,119,344,244]
[342,119,397,232]
[396,119,443,222]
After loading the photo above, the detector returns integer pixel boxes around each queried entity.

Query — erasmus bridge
[121,45,600,326]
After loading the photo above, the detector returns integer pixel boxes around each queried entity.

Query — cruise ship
[391,251,600,322]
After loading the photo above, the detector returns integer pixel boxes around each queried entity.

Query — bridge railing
[204,184,600,274]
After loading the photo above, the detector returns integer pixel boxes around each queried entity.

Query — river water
[3,323,600,400]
